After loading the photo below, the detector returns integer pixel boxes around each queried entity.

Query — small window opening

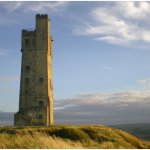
[39,78,44,83]
[25,38,29,46]
[25,66,30,71]
[39,101,44,107]
[32,38,35,46]
[39,115,43,119]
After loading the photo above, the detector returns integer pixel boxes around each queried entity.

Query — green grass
[0,125,150,149]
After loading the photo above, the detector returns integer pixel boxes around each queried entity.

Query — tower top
[21,14,50,35]
[36,14,49,20]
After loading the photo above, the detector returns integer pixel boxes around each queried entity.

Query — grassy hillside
[0,125,150,149]
[112,123,150,141]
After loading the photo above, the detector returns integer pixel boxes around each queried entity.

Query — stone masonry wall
[14,14,54,126]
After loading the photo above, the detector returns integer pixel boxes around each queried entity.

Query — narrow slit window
[39,101,44,107]
[25,38,29,46]
[39,78,44,83]
[25,66,30,71]
[39,115,43,119]
[32,38,35,46]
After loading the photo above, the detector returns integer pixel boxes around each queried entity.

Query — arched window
[38,101,44,107]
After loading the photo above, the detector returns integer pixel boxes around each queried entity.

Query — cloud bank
[1,1,150,47]
[55,91,150,125]
[1,90,150,125]
[0,1,69,13]
[74,2,150,46]
[0,1,69,27]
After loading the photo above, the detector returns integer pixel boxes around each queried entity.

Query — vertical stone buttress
[14,14,53,126]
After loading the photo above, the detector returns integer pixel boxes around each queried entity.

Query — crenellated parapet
[22,29,36,36]
[36,14,49,19]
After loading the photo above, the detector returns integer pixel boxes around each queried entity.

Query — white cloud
[116,2,150,20]
[138,78,150,85]
[138,78,150,90]
[99,65,113,71]
[28,1,69,13]
[0,1,69,13]
[0,90,149,125]
[54,104,77,110]
[56,91,150,109]
[55,90,150,124]
[1,2,22,12]
[74,2,150,46]
[0,1,69,26]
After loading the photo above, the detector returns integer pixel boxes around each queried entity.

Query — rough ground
[0,125,150,149]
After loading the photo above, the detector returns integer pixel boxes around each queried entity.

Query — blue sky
[1,1,150,124]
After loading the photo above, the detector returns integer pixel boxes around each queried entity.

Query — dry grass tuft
[0,131,84,149]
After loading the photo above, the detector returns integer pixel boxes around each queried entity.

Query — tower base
[14,112,31,126]
[14,106,50,126]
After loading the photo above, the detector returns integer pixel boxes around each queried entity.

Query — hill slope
[0,125,150,149]
[112,123,150,141]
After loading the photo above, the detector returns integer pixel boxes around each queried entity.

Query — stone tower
[14,14,54,126]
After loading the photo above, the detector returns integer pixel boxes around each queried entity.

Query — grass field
[0,125,150,149]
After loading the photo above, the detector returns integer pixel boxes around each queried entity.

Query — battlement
[22,30,36,36]
[36,14,49,20]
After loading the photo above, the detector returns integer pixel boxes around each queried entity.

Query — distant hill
[0,125,150,148]
[0,112,14,126]
[111,123,150,141]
